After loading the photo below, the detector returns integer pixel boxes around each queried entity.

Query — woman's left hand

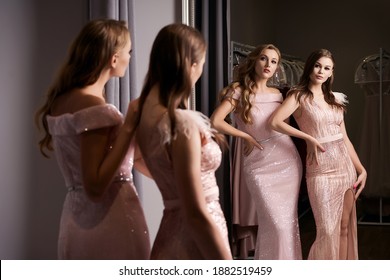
[354,169,367,199]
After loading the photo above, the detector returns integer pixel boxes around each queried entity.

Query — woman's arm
[210,98,263,155]
[133,138,153,178]
[340,121,367,198]
[269,94,325,165]
[171,120,232,260]
[81,99,138,201]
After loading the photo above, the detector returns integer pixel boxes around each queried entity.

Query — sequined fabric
[47,104,150,259]
[295,93,358,259]
[140,109,231,259]
[232,90,303,260]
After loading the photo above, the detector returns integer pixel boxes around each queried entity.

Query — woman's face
[112,34,132,77]
[254,48,279,80]
[309,56,333,85]
[191,51,206,87]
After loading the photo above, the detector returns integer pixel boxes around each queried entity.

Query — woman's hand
[305,137,325,165]
[123,99,139,132]
[354,169,367,199]
[243,134,263,156]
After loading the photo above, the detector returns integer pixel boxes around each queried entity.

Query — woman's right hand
[305,137,325,165]
[123,98,139,131]
[243,134,263,156]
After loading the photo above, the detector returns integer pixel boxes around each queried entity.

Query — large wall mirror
[187,0,390,259]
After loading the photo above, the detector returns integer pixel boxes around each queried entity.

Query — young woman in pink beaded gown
[211,44,303,260]
[35,19,150,259]
[270,49,367,259]
[134,23,232,260]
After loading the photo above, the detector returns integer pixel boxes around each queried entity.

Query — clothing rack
[355,47,390,225]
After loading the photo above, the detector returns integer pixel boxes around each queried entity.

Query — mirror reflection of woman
[270,49,367,259]
[211,44,303,260]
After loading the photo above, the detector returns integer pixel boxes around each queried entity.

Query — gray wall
[0,0,88,260]
[230,0,390,146]
[0,0,177,260]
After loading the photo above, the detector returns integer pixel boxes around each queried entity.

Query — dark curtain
[194,0,232,241]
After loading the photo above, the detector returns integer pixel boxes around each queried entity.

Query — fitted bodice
[47,104,134,189]
[232,89,284,142]
[138,108,230,259]
[140,109,222,207]
[47,104,151,260]
[294,92,346,142]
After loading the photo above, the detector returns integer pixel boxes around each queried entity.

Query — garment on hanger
[355,53,390,95]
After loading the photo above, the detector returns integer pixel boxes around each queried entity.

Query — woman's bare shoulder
[51,90,105,116]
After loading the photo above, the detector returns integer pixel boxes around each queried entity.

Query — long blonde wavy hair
[220,44,281,124]
[35,19,130,157]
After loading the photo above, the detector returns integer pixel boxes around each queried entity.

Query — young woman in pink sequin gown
[135,24,232,260]
[270,49,367,259]
[35,20,150,259]
[211,44,303,260]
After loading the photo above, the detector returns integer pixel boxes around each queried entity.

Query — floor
[298,196,390,260]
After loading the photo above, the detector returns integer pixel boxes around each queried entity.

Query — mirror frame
[182,0,196,110]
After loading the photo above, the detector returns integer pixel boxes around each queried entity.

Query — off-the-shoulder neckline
[47,104,118,119]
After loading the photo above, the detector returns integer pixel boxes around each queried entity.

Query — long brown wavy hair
[35,19,130,157]
[134,23,226,147]
[220,44,281,124]
[287,49,346,111]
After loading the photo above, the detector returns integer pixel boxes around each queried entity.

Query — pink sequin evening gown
[294,92,358,259]
[47,104,151,259]
[232,89,303,260]
[139,109,231,259]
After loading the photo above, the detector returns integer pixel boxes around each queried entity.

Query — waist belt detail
[317,133,343,144]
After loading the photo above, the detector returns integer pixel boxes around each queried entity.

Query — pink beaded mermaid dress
[47,104,150,259]
[138,109,231,259]
[294,92,358,259]
[232,89,303,260]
